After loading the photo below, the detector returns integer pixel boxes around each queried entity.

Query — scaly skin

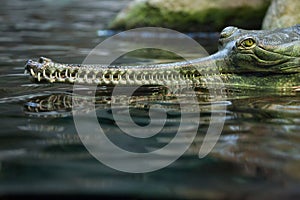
[25,25,300,90]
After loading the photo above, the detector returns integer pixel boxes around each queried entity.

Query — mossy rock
[109,0,271,32]
[262,0,300,30]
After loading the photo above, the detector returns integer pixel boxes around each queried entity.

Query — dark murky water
[0,0,300,199]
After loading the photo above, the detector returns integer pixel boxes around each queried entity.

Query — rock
[262,0,300,30]
[109,0,270,32]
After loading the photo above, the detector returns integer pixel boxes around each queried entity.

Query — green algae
[109,1,270,32]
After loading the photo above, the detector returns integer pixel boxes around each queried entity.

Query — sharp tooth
[65,69,68,77]
[30,69,35,76]
[43,70,47,78]
[24,69,28,75]
[37,72,41,82]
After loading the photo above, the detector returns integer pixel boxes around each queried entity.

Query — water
[1,0,300,199]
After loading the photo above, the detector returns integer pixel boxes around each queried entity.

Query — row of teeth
[27,68,79,83]
[32,72,200,86]
[26,68,224,86]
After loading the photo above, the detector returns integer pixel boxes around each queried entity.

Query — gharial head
[25,57,64,82]
[218,25,300,74]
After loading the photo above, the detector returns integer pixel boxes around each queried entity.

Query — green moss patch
[109,1,270,32]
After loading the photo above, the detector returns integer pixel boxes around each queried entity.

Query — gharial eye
[239,38,256,48]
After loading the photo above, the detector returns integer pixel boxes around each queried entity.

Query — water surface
[0,0,300,199]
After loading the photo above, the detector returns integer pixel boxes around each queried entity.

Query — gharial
[24,25,300,90]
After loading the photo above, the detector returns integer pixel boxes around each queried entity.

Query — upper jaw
[24,59,47,82]
[25,60,37,74]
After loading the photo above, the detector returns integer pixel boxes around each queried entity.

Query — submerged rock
[262,0,300,30]
[109,0,270,32]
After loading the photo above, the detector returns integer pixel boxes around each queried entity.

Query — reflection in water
[23,87,226,154]
[21,87,300,178]
[0,0,300,198]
